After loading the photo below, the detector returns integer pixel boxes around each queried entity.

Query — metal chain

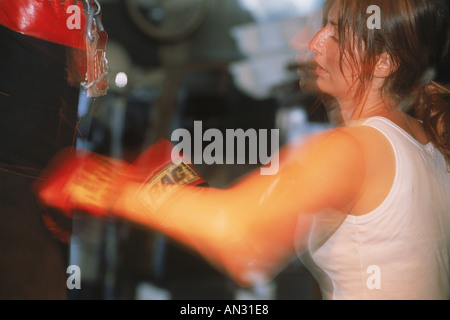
[81,0,110,92]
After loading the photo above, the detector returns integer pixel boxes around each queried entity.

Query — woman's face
[308,3,357,102]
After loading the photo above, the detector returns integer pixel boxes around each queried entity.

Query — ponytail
[414,82,450,165]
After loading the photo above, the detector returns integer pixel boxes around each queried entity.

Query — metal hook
[85,0,103,42]
[84,0,101,15]
[93,0,101,16]
[96,14,105,32]
[86,7,95,42]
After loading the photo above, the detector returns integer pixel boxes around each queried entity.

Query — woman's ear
[374,52,397,78]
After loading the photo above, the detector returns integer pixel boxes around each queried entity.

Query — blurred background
[69,0,450,300]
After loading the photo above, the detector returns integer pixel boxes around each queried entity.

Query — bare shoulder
[280,128,368,181]
[281,124,395,166]
[281,127,367,162]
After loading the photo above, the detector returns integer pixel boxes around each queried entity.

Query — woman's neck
[335,93,430,145]
[336,89,396,125]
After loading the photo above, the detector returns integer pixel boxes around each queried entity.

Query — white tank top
[300,116,450,300]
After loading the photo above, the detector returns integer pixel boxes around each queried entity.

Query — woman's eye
[331,35,339,42]
[327,21,339,42]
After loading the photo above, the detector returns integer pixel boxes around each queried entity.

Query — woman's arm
[111,128,366,286]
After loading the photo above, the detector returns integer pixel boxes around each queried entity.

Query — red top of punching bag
[0,0,87,49]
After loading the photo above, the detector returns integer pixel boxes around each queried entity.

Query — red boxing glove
[36,147,130,218]
[37,138,206,218]
[126,138,207,215]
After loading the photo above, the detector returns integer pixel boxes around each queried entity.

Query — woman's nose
[309,28,326,55]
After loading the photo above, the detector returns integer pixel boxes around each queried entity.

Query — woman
[39,0,450,300]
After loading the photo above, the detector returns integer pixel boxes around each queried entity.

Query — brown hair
[325,0,450,163]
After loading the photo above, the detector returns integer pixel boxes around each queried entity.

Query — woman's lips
[315,65,329,75]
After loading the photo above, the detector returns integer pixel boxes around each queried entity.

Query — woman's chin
[316,81,334,97]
